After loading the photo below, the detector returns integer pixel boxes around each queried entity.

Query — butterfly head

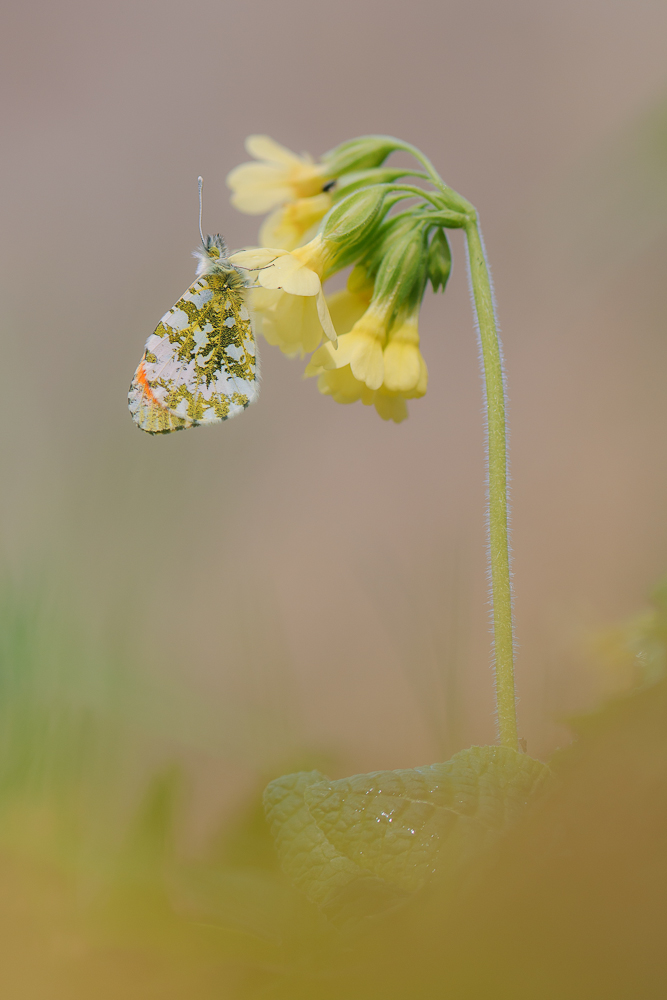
[193,234,246,286]
[192,181,247,285]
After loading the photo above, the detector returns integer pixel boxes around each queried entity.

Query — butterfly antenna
[197,176,205,246]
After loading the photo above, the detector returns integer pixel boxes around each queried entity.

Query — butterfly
[129,183,259,434]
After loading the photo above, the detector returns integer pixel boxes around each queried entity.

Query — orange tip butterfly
[129,178,259,434]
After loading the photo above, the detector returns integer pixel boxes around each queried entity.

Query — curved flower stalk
[228,133,518,751]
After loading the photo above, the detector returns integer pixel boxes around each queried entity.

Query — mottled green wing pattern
[264,747,549,922]
[129,272,258,434]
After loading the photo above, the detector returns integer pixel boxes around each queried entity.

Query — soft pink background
[2,1,667,803]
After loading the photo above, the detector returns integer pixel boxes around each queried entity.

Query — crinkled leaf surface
[264,746,548,919]
[263,770,409,923]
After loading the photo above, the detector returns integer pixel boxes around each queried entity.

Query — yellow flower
[250,287,323,358]
[373,391,410,423]
[325,266,374,333]
[259,193,333,251]
[382,312,428,396]
[226,136,331,215]
[317,364,376,406]
[229,236,338,350]
[305,303,427,423]
[248,265,373,360]
[306,300,390,389]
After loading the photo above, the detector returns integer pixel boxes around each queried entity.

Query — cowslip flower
[224,135,453,422]
[250,287,323,358]
[259,192,333,251]
[305,301,427,423]
[229,235,338,354]
[248,265,373,360]
[226,136,332,215]
[326,266,374,334]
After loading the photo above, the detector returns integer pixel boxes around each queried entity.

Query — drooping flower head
[226,134,459,420]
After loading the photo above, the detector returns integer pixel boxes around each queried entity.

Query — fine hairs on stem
[464,217,518,750]
[225,134,519,747]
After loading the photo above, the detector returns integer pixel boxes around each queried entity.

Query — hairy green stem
[387,184,453,210]
[464,216,518,750]
[389,140,476,216]
[389,140,451,195]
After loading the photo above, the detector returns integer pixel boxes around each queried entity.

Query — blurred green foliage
[264,747,548,924]
[589,573,667,693]
[0,579,665,997]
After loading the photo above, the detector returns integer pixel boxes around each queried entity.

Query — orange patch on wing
[136,358,163,407]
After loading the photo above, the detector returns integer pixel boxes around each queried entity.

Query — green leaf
[264,747,549,921]
[263,770,409,923]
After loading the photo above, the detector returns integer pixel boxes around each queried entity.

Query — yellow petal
[382,313,425,393]
[319,305,389,389]
[382,341,422,393]
[317,288,338,344]
[228,139,327,214]
[304,341,338,377]
[290,235,333,277]
[251,287,323,357]
[228,247,289,269]
[227,163,287,186]
[245,135,304,166]
[326,288,371,337]
[259,194,332,251]
[404,354,428,399]
[317,366,370,404]
[374,393,409,423]
[258,255,320,295]
[249,286,281,315]
[316,331,357,370]
[347,265,375,297]
[350,337,384,391]
[230,188,293,214]
[226,163,294,214]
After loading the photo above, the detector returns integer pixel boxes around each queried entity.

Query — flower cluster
[227,135,466,422]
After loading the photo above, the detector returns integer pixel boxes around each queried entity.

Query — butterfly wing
[129,273,259,434]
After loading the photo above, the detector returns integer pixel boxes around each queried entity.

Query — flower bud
[321,136,400,176]
[321,186,387,247]
[373,226,428,311]
[427,228,452,293]
[361,215,419,275]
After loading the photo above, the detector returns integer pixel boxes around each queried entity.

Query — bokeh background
[2,0,667,861]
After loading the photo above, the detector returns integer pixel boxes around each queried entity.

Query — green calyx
[321,185,389,246]
[321,136,400,175]
[427,228,452,293]
[371,224,429,314]
[311,137,477,335]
